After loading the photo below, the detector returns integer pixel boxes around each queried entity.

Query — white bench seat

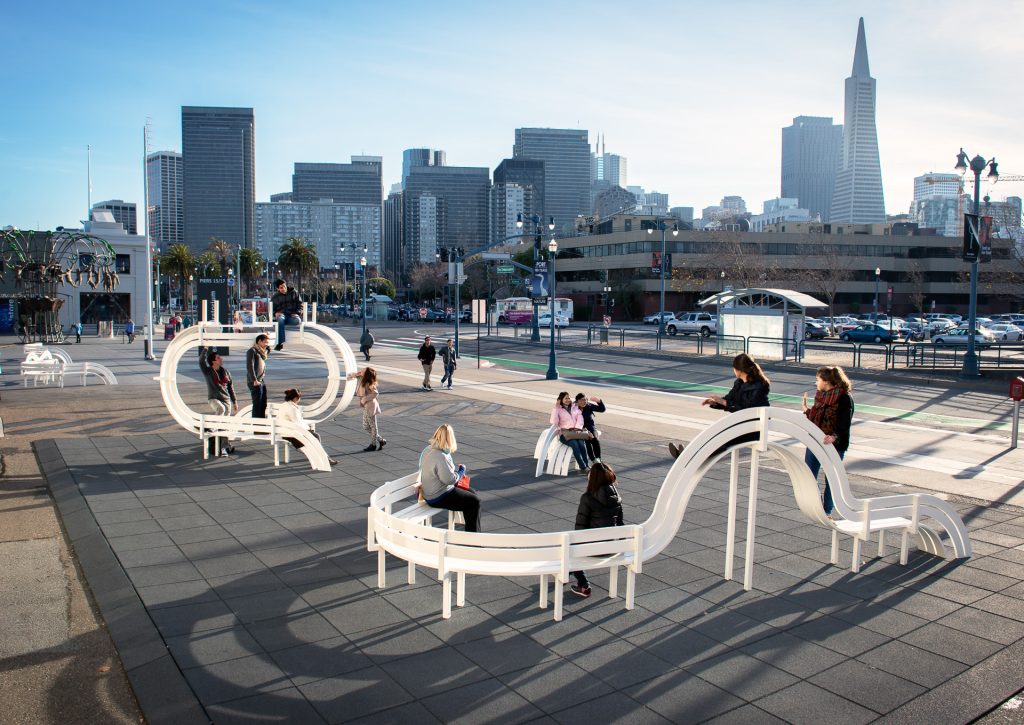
[533,425,579,477]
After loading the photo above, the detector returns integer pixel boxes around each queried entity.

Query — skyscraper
[830,19,886,224]
[383,186,403,281]
[181,106,255,252]
[255,200,381,269]
[146,151,184,249]
[493,158,545,239]
[403,166,490,265]
[590,135,626,187]
[513,128,590,233]
[781,116,842,221]
[401,149,446,187]
[91,199,137,235]
[292,158,382,206]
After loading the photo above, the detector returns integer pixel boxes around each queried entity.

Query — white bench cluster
[157,300,358,471]
[20,345,118,388]
[369,407,973,621]
[533,424,579,477]
[369,473,642,621]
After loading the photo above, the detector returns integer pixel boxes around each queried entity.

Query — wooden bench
[369,473,641,621]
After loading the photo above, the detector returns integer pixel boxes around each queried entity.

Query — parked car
[643,312,676,325]
[983,323,1022,342]
[459,308,472,322]
[818,316,859,334]
[931,328,995,347]
[666,311,717,337]
[804,321,829,339]
[839,323,903,343]
[538,313,570,328]
[424,308,447,321]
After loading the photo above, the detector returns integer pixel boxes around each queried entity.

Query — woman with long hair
[802,366,854,517]
[550,391,591,474]
[418,424,481,532]
[669,353,771,459]
[277,388,338,466]
[568,462,624,598]
[351,367,386,452]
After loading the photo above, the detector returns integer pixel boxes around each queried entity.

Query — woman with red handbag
[418,424,481,532]
[550,391,591,474]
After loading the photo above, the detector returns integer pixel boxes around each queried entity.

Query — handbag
[456,474,471,489]
[562,429,592,441]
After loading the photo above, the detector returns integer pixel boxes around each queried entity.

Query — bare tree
[905,259,927,317]
[711,232,779,290]
[409,262,446,303]
[804,242,855,328]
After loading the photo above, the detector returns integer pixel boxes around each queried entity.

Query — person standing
[198,347,237,457]
[349,367,386,452]
[277,389,338,465]
[802,366,854,517]
[246,334,270,418]
[417,336,436,390]
[270,278,302,351]
[74,321,82,344]
[574,393,606,463]
[439,338,457,390]
[359,328,375,361]
[125,318,135,343]
[418,424,481,532]
[551,391,591,474]
[569,462,624,598]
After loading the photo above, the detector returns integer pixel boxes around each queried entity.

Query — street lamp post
[516,214,555,342]
[717,271,726,355]
[873,267,881,322]
[545,239,559,380]
[647,220,679,340]
[360,256,368,336]
[955,148,998,378]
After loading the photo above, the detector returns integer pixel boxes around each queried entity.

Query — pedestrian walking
[277,389,338,465]
[246,333,270,418]
[359,328,375,361]
[551,391,591,473]
[198,347,237,457]
[417,335,436,390]
[569,462,624,598]
[668,353,770,459]
[350,367,386,452]
[270,278,302,351]
[439,338,457,389]
[574,393,606,463]
[802,366,854,518]
[74,321,82,343]
[125,318,135,343]
[418,424,481,532]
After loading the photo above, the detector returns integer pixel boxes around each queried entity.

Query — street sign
[482,252,511,260]
[457,275,468,283]
[419,307,427,319]
[603,315,611,327]
[472,299,486,324]
[496,265,514,274]
[445,307,453,316]
[227,277,235,287]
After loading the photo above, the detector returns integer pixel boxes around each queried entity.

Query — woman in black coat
[569,462,623,598]
[669,353,771,459]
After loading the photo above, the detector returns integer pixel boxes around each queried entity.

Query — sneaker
[422,385,430,391]
[225,445,236,454]
[570,584,592,598]
[668,442,682,459]
[377,439,387,450]
[274,343,283,351]
[447,385,452,390]
[328,458,338,466]
[218,449,230,457]
[363,444,377,452]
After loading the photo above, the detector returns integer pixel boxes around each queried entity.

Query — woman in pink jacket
[550,391,591,474]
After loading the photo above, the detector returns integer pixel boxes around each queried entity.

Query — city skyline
[1,0,1022,232]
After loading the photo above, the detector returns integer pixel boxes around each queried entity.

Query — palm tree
[277,237,319,300]
[160,243,195,311]
[206,237,233,276]
[197,251,220,276]
[239,247,263,296]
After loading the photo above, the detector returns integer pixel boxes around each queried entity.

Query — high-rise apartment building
[181,106,255,251]
[255,199,381,270]
[403,166,490,265]
[401,149,446,187]
[145,151,184,249]
[830,19,886,223]
[913,173,961,202]
[513,128,590,233]
[493,158,545,239]
[91,199,137,235]
[383,186,403,281]
[292,158,382,206]
[781,116,842,221]
[591,134,627,187]
[490,183,526,242]
[909,172,962,237]
[721,196,747,214]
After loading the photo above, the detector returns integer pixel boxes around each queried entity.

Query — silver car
[987,323,1023,342]
[931,328,995,347]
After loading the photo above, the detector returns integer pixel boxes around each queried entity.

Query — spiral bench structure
[369,407,971,620]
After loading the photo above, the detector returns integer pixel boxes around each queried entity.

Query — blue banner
[532,261,549,298]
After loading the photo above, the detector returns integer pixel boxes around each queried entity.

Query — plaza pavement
[3,333,1024,724]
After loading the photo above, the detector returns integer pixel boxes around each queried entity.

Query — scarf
[213,366,229,386]
[252,345,267,362]
[806,388,843,434]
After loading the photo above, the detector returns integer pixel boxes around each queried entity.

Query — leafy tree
[277,237,319,300]
[238,247,263,296]
[367,277,396,299]
[206,237,233,276]
[197,251,220,276]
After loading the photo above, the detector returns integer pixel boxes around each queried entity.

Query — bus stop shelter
[698,288,826,360]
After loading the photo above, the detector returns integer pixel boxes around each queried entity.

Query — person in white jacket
[277,389,337,465]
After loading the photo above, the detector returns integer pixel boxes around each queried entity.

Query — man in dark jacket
[439,338,457,389]
[417,336,436,390]
[246,334,270,418]
[574,393,606,463]
[198,347,237,456]
[270,279,302,351]
[359,329,374,361]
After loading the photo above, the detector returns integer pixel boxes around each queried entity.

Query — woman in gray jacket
[418,424,481,531]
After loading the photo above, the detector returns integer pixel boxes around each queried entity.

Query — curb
[34,439,210,725]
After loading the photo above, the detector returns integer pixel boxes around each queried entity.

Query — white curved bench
[370,407,972,620]
[21,349,117,387]
[533,425,578,477]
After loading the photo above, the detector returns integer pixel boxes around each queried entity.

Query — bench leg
[407,561,416,585]
[377,549,386,588]
[553,577,564,621]
[284,444,290,464]
[899,530,910,566]
[442,573,452,619]
[877,530,886,558]
[830,530,839,565]
[457,572,466,607]
[742,450,760,591]
[608,565,619,599]
[851,537,862,574]
[538,574,548,609]
[274,443,280,467]
[625,567,636,610]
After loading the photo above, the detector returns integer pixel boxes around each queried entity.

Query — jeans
[440,363,455,387]
[560,435,589,471]
[805,447,846,515]
[206,399,231,454]
[285,430,321,449]
[428,486,481,532]
[250,384,268,418]
[276,314,301,344]
[570,570,589,587]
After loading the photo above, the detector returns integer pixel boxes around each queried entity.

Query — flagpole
[142,124,156,360]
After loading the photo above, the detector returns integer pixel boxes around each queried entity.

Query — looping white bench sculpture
[369,406,972,621]
[157,300,358,471]
[20,347,117,388]
[533,425,578,477]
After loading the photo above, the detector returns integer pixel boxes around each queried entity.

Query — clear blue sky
[2,0,1021,231]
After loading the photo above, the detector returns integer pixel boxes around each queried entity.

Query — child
[277,388,338,466]
[569,462,624,598]
[351,368,386,452]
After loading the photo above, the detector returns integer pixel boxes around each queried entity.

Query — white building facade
[255,199,382,270]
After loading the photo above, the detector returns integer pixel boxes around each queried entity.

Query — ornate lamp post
[360,256,368,336]
[515,214,555,342]
[873,267,881,321]
[646,219,678,338]
[545,238,559,380]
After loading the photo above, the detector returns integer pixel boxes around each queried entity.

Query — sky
[2,0,1022,231]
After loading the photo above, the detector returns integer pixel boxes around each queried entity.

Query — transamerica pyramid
[830,18,887,223]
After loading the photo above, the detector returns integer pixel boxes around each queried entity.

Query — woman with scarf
[802,366,854,517]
